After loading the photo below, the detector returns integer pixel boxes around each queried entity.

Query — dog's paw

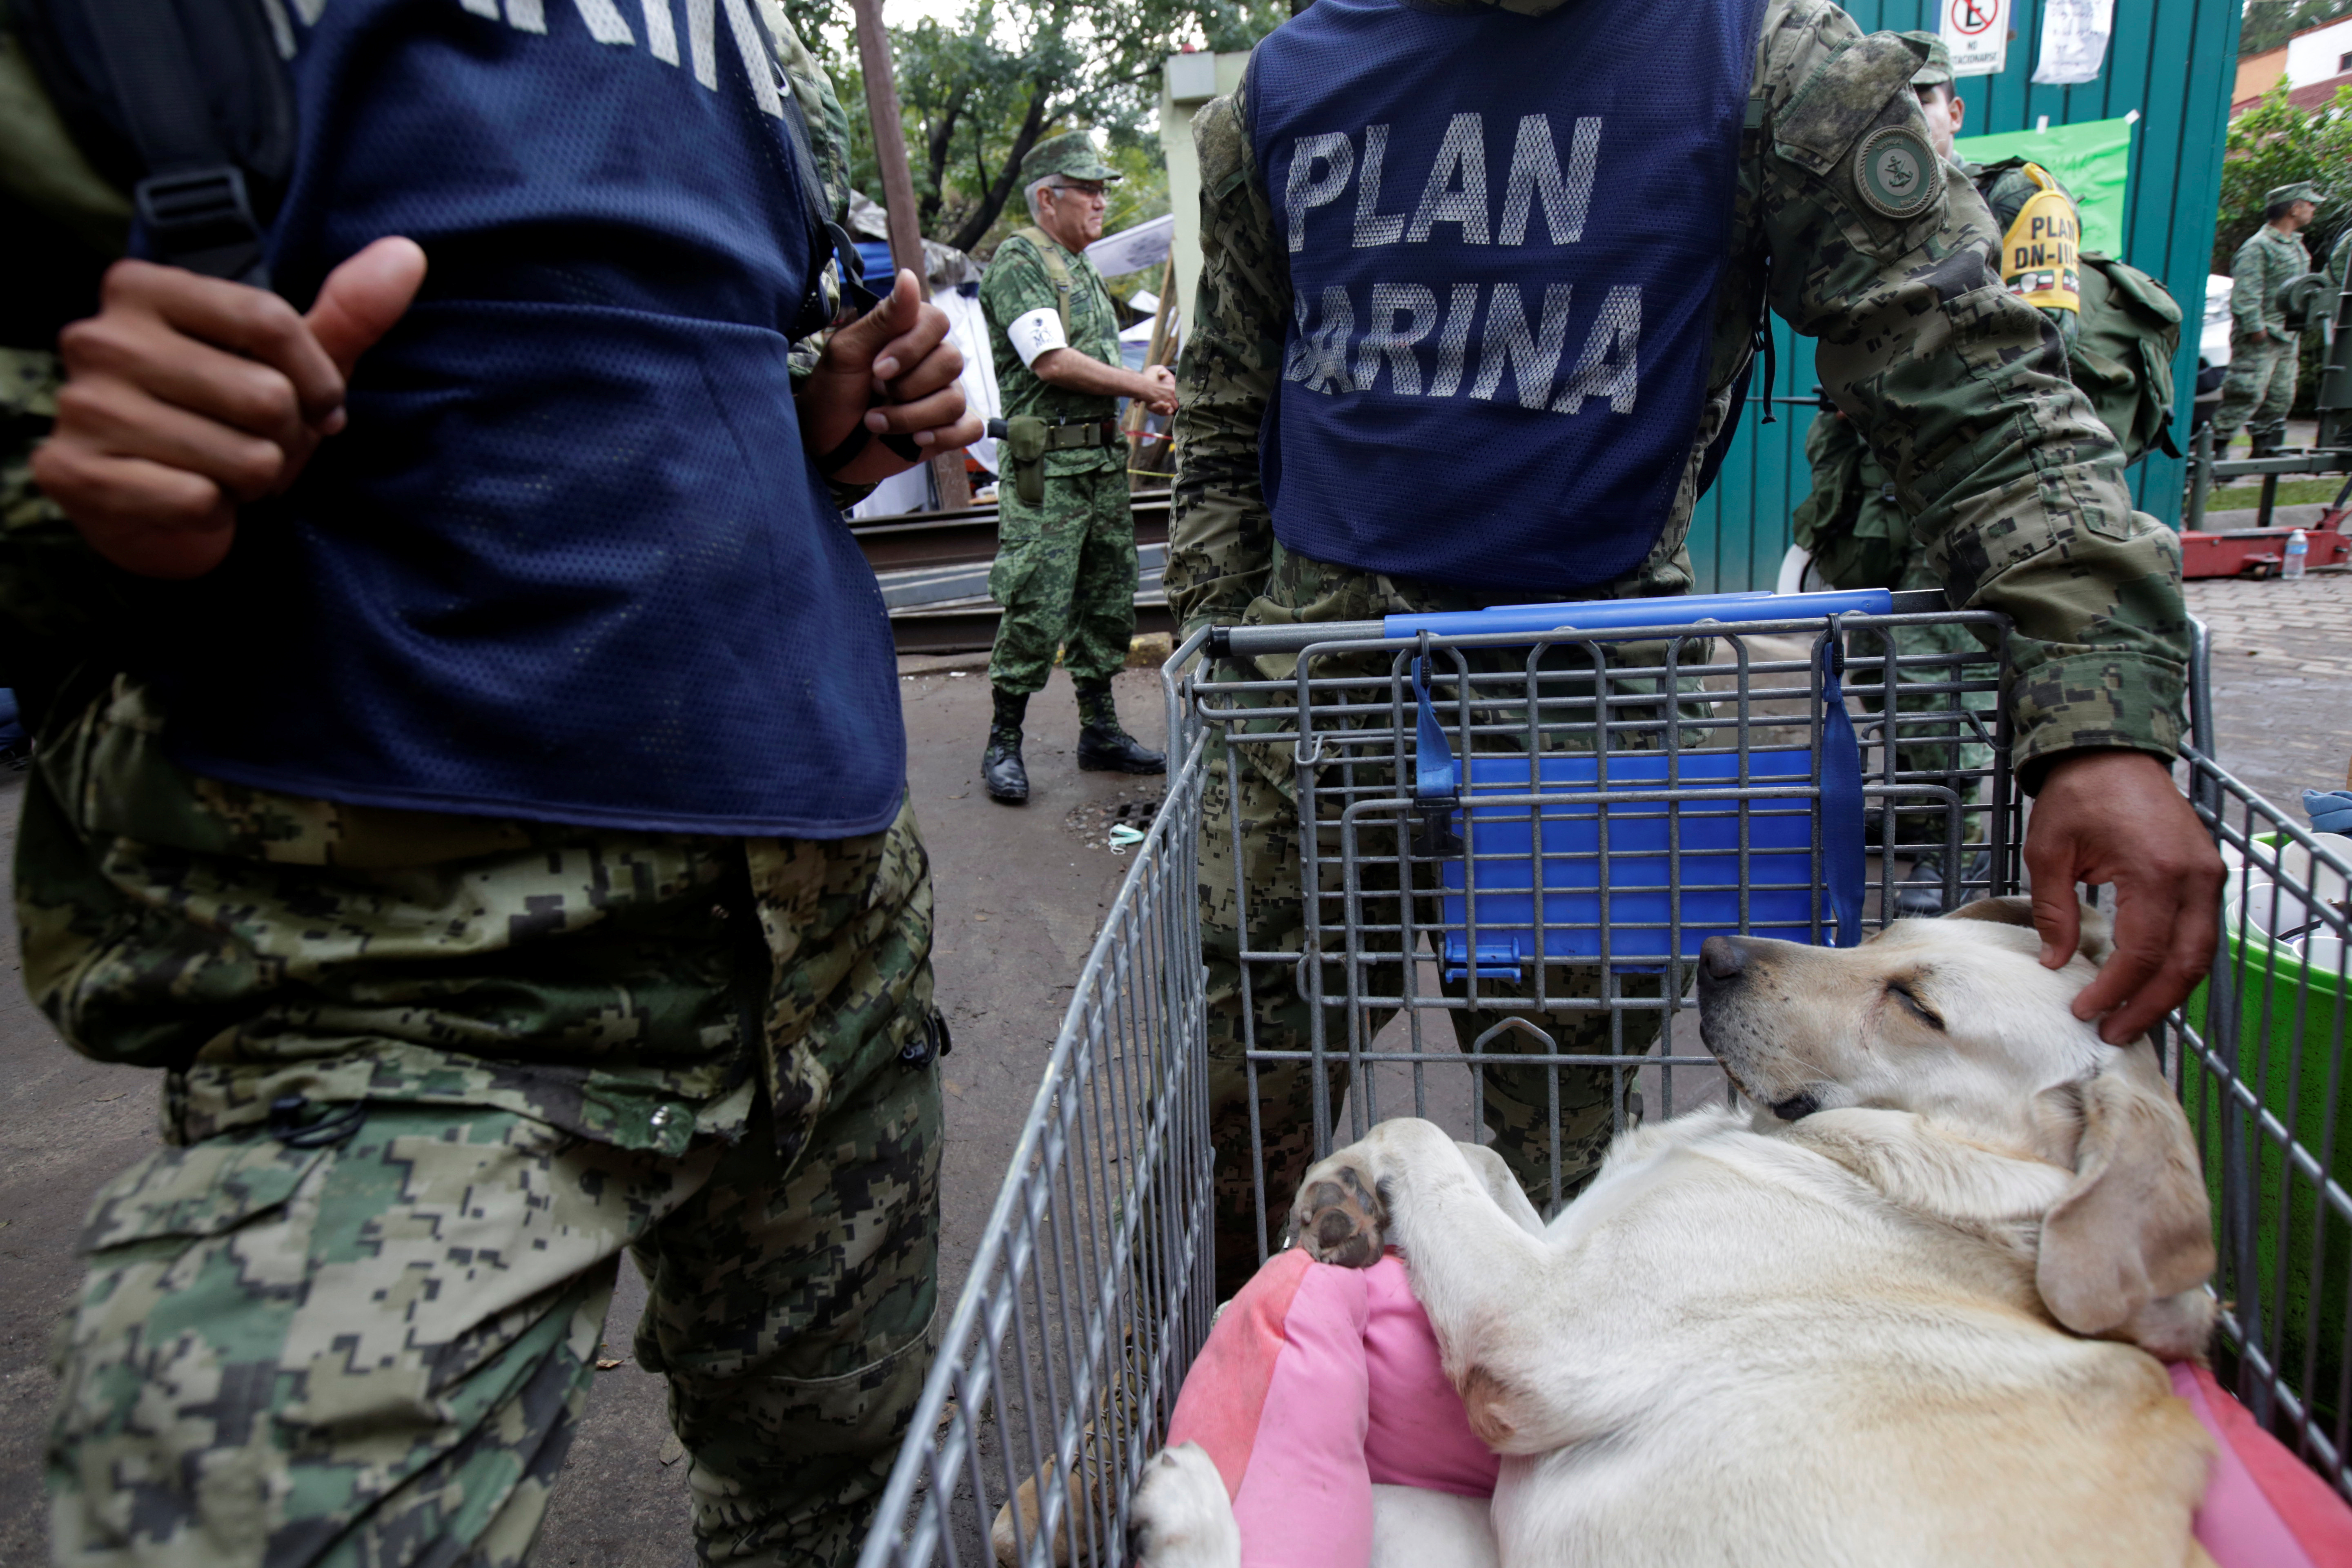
[1291,1151,1388,1267]
[1127,1443,1238,1568]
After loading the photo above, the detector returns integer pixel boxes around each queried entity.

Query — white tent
[850,282,1003,519]
[1084,212,1174,281]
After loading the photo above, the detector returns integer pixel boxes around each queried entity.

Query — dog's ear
[1946,895,2113,964]
[1946,895,2037,930]
[2036,1041,2214,1341]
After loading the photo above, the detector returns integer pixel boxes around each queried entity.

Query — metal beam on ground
[888,597,1176,656]
[849,496,1170,573]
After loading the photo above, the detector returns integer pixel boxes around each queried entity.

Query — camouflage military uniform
[1170,2,2191,1297]
[1790,145,2091,855]
[2215,222,2312,451]
[1791,408,1991,855]
[979,231,1135,695]
[5,13,941,1568]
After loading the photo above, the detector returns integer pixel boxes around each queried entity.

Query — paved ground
[2186,570,2351,805]
[0,577,2342,1566]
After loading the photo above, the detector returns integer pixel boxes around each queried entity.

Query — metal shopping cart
[855,590,2351,1568]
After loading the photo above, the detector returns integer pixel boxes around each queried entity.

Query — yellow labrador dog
[1131,899,2219,1568]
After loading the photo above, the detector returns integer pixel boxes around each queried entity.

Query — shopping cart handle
[1205,589,1898,659]
[1381,588,1893,640]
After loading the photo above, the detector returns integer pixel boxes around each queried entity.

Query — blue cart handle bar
[1206,587,1904,659]
[1395,588,1880,948]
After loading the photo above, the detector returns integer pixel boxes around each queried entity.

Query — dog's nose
[1700,935,1746,982]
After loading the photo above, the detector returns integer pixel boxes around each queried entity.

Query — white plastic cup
[2303,934,2347,979]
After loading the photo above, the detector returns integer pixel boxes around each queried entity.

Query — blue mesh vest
[1248,0,1762,593]
[142,0,904,837]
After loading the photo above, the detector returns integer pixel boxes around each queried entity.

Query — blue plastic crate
[1438,747,1825,977]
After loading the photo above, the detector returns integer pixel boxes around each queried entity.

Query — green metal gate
[1691,0,2243,591]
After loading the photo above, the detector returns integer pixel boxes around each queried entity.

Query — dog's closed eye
[1887,979,1945,1031]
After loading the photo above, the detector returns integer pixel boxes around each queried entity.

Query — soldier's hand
[1145,364,1180,416]
[2026,749,2225,1044]
[803,269,982,484]
[33,238,427,579]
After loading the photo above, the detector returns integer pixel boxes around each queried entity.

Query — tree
[2214,80,2352,272]
[2239,0,2352,60]
[849,0,1284,254]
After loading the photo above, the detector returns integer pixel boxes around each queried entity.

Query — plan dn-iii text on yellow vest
[2000,164,2079,314]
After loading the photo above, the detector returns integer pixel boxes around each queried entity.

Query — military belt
[1041,417,1120,451]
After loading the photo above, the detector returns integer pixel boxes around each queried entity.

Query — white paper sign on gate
[2033,0,2113,85]
[1941,0,2010,78]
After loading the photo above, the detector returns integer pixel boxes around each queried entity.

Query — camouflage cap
[1020,131,1120,187]
[1898,30,1953,88]
[2268,181,2325,208]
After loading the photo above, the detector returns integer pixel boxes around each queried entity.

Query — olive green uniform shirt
[1167,0,2193,780]
[2232,223,2311,341]
[979,230,1125,476]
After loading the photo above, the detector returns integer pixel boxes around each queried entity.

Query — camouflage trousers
[53,1075,939,1568]
[987,465,1137,695]
[2212,333,2297,444]
[33,679,943,1568]
[1856,543,1997,851]
[1196,545,1686,1301]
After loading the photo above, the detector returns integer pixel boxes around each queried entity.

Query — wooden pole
[1125,251,1177,477]
[850,0,971,510]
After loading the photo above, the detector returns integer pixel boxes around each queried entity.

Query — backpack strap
[21,0,289,285]
[1015,226,1076,342]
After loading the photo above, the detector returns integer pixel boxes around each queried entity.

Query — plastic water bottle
[2285,528,2310,580]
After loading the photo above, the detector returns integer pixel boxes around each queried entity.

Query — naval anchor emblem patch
[1854,125,1940,220]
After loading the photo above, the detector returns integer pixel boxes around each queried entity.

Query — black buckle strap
[135,165,270,286]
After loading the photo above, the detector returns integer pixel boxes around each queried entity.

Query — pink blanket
[1167,1250,2352,1568]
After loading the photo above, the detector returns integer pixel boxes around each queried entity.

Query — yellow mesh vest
[1999,164,2080,314]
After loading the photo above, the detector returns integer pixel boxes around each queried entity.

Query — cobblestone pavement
[2186,573,2352,807]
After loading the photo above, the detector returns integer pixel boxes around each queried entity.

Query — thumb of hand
[832,269,922,366]
[307,237,428,381]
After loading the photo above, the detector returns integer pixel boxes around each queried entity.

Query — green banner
[1952,116,2133,256]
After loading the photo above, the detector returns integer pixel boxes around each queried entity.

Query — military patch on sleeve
[1853,126,1940,221]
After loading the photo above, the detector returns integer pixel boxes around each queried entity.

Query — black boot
[1892,849,1950,921]
[2248,425,2285,461]
[1074,680,1166,774]
[1892,848,1991,920]
[982,688,1030,804]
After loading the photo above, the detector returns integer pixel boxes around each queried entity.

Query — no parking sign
[1940,0,2010,77]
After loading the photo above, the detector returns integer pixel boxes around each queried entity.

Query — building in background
[1158,48,1250,360]
[2237,42,2289,105]
[2232,14,2352,114]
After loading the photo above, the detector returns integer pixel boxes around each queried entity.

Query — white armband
[1006,307,1069,369]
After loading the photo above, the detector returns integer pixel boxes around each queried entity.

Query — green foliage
[2214,80,2352,273]
[843,0,1282,255]
[1100,137,1170,237]
[778,0,853,74]
[2238,0,2352,60]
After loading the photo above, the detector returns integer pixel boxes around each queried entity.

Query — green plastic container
[2183,854,2352,1422]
